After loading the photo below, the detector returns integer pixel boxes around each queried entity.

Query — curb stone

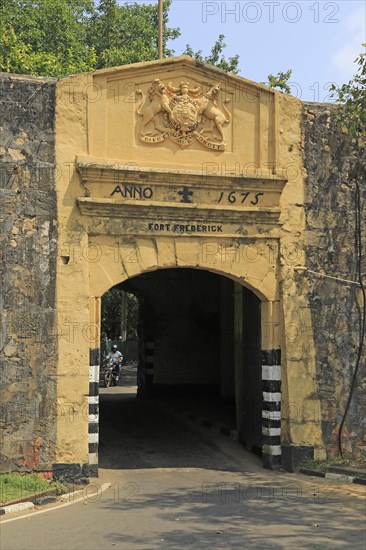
[325,472,355,483]
[0,488,58,508]
[0,502,35,515]
[299,468,366,486]
[299,468,325,478]
[328,465,366,477]
[0,488,84,516]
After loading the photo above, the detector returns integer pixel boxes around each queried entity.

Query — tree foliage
[101,288,139,342]
[267,69,292,94]
[0,0,96,76]
[183,34,240,74]
[330,46,366,139]
[0,0,238,77]
[89,0,180,69]
[262,69,292,94]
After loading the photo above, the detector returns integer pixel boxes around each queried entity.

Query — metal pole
[158,0,163,59]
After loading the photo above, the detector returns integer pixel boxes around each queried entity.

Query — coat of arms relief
[136,79,231,151]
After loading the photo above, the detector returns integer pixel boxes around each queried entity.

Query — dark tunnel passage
[99,268,263,469]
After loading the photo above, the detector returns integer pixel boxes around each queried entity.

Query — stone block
[282,445,314,472]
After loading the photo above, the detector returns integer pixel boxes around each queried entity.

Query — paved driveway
[1,368,365,549]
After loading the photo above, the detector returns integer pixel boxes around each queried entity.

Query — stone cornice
[76,158,286,227]
[76,157,287,192]
[77,197,281,225]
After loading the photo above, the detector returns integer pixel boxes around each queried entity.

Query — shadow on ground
[99,365,253,472]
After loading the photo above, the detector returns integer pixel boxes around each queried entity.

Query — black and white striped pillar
[88,348,100,477]
[261,349,281,469]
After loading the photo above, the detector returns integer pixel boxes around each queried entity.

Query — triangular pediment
[64,55,279,174]
[91,55,273,97]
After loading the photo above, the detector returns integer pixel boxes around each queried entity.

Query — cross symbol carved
[178,186,193,203]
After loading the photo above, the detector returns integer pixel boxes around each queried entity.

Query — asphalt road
[1,366,365,549]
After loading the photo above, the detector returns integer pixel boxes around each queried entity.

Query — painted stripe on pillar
[89,351,100,476]
[262,380,281,393]
[89,364,99,383]
[88,432,99,444]
[263,401,281,411]
[262,434,281,446]
[263,392,281,402]
[263,444,282,456]
[262,352,282,469]
[262,427,281,437]
[262,410,281,420]
[261,350,281,366]
[89,404,98,415]
[89,382,99,396]
[89,453,98,465]
[89,442,98,454]
[89,348,100,367]
[262,364,281,380]
[262,420,281,434]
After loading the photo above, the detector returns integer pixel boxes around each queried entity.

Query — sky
[127,0,366,101]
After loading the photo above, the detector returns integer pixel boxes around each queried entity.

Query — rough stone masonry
[0,65,365,479]
[303,102,366,459]
[0,74,58,472]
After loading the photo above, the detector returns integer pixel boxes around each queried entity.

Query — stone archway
[3,56,349,483]
[52,59,325,481]
[85,237,281,474]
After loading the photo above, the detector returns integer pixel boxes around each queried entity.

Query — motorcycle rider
[105,344,123,380]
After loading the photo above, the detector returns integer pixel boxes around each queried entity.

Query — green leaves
[183,35,240,74]
[0,1,239,77]
[330,45,366,139]
[101,289,139,342]
[264,70,292,94]
[0,0,96,76]
[0,0,182,76]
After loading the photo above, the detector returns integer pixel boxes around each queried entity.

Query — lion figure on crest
[196,84,231,143]
[136,79,172,135]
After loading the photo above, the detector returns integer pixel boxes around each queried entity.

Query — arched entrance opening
[97,267,271,470]
[84,235,282,475]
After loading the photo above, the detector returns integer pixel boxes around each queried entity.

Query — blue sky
[128,0,366,101]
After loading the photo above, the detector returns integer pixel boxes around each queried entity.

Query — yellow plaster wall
[55,73,92,464]
[276,94,324,453]
[87,235,278,301]
[88,57,276,173]
[54,57,325,465]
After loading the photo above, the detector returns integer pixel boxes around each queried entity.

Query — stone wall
[1,72,365,475]
[303,103,366,456]
[0,74,57,472]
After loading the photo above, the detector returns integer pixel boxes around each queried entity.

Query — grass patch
[300,452,366,478]
[0,473,67,505]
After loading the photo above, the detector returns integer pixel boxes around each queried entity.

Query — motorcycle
[104,361,120,388]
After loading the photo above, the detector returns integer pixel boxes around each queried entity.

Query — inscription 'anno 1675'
[111,185,265,206]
